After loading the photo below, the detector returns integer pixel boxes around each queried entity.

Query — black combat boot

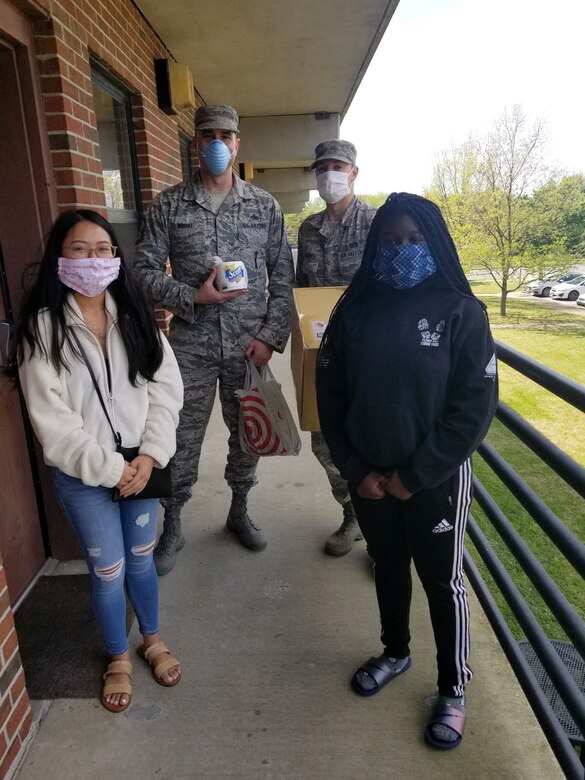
[153,510,185,575]
[226,493,267,551]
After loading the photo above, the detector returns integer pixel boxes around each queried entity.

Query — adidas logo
[432,519,453,534]
[484,353,497,380]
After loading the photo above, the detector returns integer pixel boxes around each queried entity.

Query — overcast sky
[340,0,585,195]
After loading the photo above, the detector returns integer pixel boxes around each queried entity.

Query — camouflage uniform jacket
[134,172,294,357]
[296,196,377,287]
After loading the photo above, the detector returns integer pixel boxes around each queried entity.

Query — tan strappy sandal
[101,659,132,713]
[137,641,181,687]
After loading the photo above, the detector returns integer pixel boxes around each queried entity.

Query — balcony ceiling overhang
[134,0,398,118]
[133,0,400,209]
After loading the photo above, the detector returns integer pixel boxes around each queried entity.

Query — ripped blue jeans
[53,470,159,655]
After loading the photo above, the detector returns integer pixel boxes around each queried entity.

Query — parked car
[525,273,583,297]
[577,292,585,308]
[549,275,585,301]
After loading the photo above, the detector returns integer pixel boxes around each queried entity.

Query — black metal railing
[466,339,585,780]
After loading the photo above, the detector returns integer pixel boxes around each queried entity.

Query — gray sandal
[425,700,466,750]
[351,654,412,697]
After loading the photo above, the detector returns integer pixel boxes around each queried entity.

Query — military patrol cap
[195,104,239,133]
[310,139,357,169]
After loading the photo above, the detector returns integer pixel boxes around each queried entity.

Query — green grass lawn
[465,292,584,639]
[469,278,501,295]
[471,421,584,639]
[490,331,585,462]
[488,299,580,326]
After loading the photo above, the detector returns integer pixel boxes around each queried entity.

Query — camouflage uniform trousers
[310,431,350,506]
[161,351,258,514]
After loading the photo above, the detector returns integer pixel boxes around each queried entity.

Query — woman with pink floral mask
[9,209,184,713]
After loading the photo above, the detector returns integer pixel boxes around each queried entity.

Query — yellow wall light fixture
[154,59,196,114]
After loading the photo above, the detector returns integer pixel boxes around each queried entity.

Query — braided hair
[318,192,481,368]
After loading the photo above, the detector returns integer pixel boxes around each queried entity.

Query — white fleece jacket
[18,292,183,488]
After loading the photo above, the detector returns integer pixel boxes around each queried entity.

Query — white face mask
[316,170,351,204]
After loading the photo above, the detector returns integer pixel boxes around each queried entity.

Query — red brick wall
[33,0,202,214]
[0,557,32,779]
[0,3,203,774]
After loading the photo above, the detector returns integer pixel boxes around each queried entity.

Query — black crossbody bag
[71,330,171,501]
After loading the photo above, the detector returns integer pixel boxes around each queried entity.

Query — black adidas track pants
[350,459,473,698]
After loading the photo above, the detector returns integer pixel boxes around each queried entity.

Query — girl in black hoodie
[316,192,498,750]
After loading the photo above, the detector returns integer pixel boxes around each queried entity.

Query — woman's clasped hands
[357,470,413,501]
[116,454,155,498]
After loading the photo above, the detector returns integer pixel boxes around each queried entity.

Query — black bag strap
[70,329,121,448]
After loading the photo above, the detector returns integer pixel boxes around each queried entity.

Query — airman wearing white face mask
[296,139,377,557]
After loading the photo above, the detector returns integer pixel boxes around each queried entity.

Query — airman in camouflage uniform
[297,139,376,556]
[134,104,294,574]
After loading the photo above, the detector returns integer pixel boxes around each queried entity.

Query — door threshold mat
[14,574,134,699]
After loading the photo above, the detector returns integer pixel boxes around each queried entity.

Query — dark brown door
[0,38,48,602]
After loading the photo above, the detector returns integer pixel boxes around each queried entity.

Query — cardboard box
[291,287,345,431]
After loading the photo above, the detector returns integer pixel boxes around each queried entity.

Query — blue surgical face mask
[200,139,234,175]
[373,244,437,288]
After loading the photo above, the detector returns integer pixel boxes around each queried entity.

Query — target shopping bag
[236,361,302,457]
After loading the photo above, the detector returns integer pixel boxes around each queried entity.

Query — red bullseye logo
[239,386,287,455]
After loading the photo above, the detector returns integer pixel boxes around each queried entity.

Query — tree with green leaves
[356,192,389,208]
[428,105,580,315]
[283,198,324,246]
[530,174,585,256]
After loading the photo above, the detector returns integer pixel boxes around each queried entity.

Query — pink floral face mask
[57,256,121,297]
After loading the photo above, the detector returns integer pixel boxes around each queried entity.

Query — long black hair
[318,192,482,367]
[10,209,163,384]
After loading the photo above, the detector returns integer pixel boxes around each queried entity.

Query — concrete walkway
[15,349,563,780]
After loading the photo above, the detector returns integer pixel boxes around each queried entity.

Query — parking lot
[512,291,585,319]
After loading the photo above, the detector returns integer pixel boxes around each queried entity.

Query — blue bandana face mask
[373,244,437,288]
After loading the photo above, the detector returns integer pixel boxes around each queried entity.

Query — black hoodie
[316,271,498,493]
